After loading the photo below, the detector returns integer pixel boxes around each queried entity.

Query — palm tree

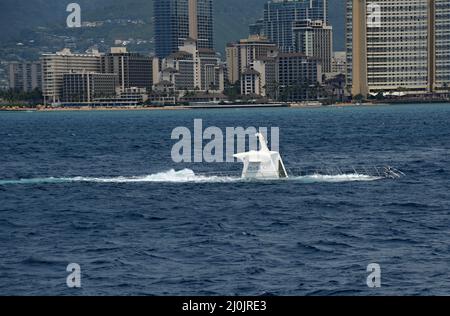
[270,81,280,101]
[353,94,364,104]
[209,83,219,91]
[312,81,324,100]
[279,85,291,102]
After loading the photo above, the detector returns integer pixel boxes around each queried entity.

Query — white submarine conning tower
[233,133,288,179]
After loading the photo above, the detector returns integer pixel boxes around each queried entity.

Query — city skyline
[2,0,450,106]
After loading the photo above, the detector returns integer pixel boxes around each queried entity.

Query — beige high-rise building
[41,49,102,104]
[293,19,333,73]
[8,61,42,92]
[435,0,450,91]
[226,35,278,84]
[347,0,450,97]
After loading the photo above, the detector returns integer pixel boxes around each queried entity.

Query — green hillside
[0,0,345,56]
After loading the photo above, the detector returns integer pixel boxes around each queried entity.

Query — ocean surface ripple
[0,104,450,295]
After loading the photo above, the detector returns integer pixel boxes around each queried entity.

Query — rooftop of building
[42,48,103,58]
[110,47,128,54]
[228,35,276,47]
[292,19,332,29]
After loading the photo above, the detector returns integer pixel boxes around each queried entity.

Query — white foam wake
[65,169,239,183]
[0,170,385,185]
[294,173,382,183]
[0,169,239,185]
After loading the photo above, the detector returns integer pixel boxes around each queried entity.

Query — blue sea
[0,104,449,295]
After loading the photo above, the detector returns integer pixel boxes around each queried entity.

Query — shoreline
[1,101,449,112]
[0,105,190,112]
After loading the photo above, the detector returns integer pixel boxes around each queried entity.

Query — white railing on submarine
[285,165,405,179]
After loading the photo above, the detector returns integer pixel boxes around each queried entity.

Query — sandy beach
[0,102,370,111]
[1,101,428,112]
[0,105,191,112]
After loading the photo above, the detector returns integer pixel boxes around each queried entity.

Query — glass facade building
[263,0,328,52]
[154,0,214,59]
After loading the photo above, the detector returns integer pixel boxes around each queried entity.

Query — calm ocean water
[0,104,449,295]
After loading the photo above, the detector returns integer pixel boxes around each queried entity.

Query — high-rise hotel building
[347,0,450,97]
[293,19,333,72]
[263,0,328,53]
[41,49,103,104]
[101,47,153,93]
[154,0,214,59]
[226,35,278,84]
[435,0,450,91]
[8,61,42,92]
[260,1,332,74]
